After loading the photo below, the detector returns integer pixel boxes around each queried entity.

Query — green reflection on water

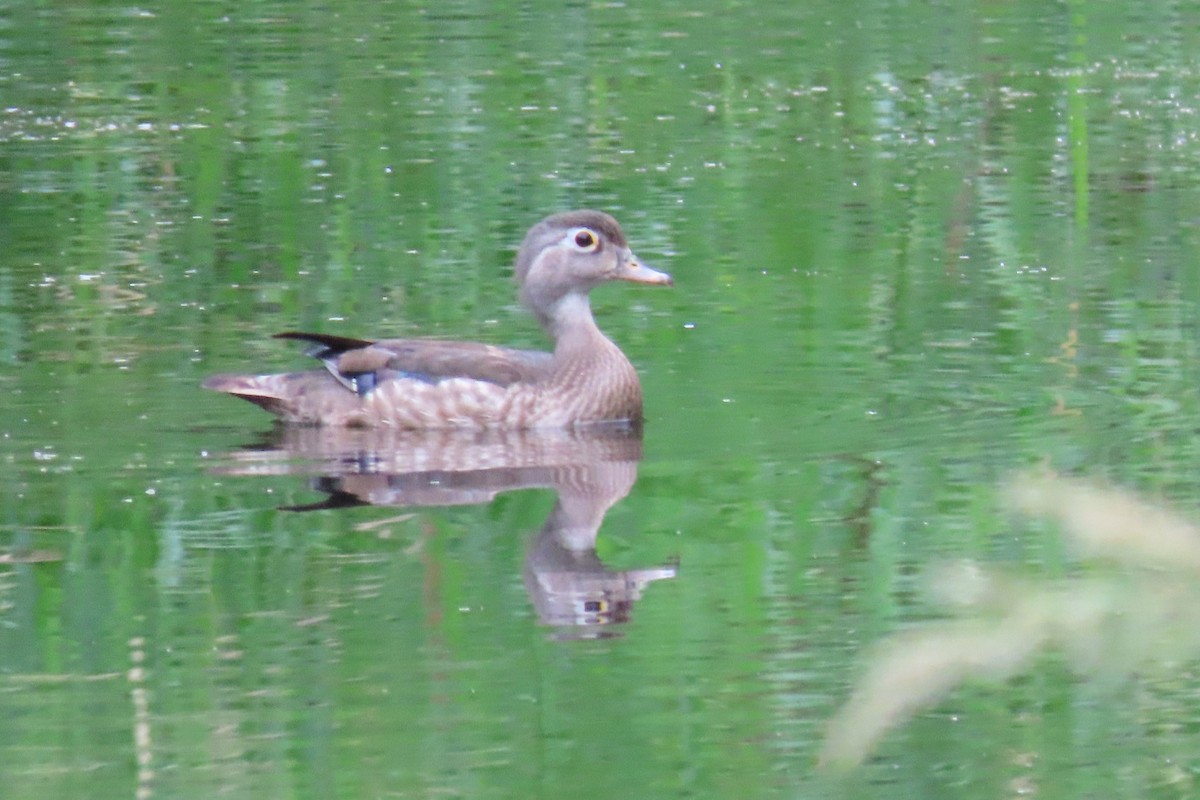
[3,0,1200,798]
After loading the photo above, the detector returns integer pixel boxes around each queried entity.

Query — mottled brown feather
[367,339,553,386]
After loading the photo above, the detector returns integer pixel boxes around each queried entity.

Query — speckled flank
[315,335,642,429]
[211,332,645,429]
[367,377,512,428]
[207,331,647,428]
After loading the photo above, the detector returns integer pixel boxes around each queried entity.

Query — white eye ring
[567,227,600,252]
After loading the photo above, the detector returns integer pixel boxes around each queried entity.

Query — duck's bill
[618,255,673,286]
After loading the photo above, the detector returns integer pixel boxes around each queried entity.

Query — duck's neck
[538,291,643,421]
[541,293,615,359]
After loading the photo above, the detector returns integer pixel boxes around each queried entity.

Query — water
[4,1,1200,798]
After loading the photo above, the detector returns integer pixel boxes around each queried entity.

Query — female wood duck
[203,210,672,428]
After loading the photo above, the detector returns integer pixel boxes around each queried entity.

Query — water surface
[4,1,1200,798]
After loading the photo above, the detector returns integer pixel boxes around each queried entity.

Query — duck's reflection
[212,424,676,632]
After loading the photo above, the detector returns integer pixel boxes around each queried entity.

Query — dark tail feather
[274,331,376,359]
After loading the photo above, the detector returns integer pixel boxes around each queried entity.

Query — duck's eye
[572,229,598,251]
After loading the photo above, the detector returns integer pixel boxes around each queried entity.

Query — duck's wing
[274,331,554,396]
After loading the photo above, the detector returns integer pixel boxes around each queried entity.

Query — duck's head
[515,210,672,333]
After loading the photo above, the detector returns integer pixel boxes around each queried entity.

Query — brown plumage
[203,210,672,428]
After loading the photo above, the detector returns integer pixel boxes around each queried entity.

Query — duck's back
[203,331,646,429]
[204,335,555,428]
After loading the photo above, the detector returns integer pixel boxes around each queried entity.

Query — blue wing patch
[349,372,376,396]
[349,370,441,396]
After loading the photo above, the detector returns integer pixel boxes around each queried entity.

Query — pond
[4,1,1200,798]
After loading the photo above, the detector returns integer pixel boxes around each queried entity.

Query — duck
[202,210,672,428]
